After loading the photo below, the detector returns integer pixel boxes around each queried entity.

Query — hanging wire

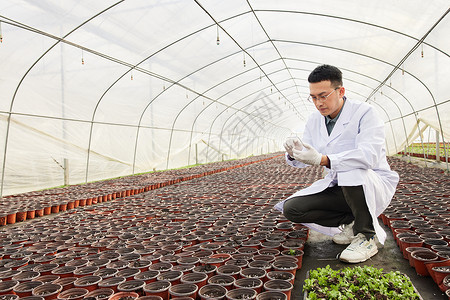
[216,25,220,45]
[243,51,246,67]
[131,70,133,80]
[0,21,3,43]
[81,49,84,65]
[421,44,424,58]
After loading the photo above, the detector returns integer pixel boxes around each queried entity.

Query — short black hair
[308,64,343,88]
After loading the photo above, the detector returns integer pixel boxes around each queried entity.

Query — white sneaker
[339,233,378,263]
[332,221,354,245]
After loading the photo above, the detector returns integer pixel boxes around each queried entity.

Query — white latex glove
[283,137,303,157]
[292,143,322,165]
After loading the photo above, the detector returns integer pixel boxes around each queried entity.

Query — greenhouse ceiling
[0,0,449,196]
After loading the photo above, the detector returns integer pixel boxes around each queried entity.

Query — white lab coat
[274,98,399,244]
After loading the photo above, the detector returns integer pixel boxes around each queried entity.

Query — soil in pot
[84,287,115,300]
[207,275,235,290]
[168,283,198,299]
[143,280,171,300]
[58,288,89,300]
[225,287,257,300]
[31,283,63,299]
[255,291,287,300]
[198,284,227,300]
[108,291,139,300]
[263,279,293,300]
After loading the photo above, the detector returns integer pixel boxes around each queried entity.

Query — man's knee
[283,198,304,222]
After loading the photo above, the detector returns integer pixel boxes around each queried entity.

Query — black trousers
[283,185,375,239]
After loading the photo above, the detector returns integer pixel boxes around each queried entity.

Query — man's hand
[284,137,303,157]
[292,143,322,165]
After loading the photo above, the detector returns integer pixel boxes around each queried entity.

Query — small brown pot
[198,284,227,300]
[12,281,42,298]
[143,280,171,300]
[256,291,287,300]
[58,288,89,300]
[31,283,63,300]
[207,275,235,290]
[108,291,139,300]
[168,283,198,299]
[85,288,114,300]
[225,288,256,300]
[262,279,293,300]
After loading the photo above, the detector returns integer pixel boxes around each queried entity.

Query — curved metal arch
[143,5,450,170]
[252,9,450,59]
[208,83,299,161]
[274,40,444,153]
[203,42,433,166]
[216,88,301,159]
[179,66,299,166]
[164,60,297,169]
[0,1,125,196]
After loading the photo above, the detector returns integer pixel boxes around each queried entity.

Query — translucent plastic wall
[0,1,449,196]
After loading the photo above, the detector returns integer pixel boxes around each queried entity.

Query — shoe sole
[339,248,379,263]
[332,238,352,245]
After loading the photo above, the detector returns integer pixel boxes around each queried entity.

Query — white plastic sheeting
[0,1,449,196]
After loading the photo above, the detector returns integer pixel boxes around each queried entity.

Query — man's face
[309,80,344,119]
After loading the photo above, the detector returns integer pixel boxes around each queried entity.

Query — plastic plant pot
[168,283,198,299]
[181,272,208,290]
[13,280,43,297]
[0,280,19,295]
[266,271,295,285]
[177,256,200,266]
[411,250,439,276]
[207,275,235,291]
[240,268,267,281]
[85,288,115,300]
[431,266,450,288]
[98,276,126,293]
[248,260,272,271]
[193,265,217,279]
[51,266,77,278]
[280,249,304,269]
[108,291,139,300]
[74,275,102,291]
[234,278,263,294]
[398,237,424,259]
[31,283,63,300]
[263,280,293,300]
[95,268,120,279]
[12,270,40,282]
[118,279,146,296]
[53,276,77,291]
[156,271,183,286]
[256,291,287,300]
[34,275,60,284]
[271,260,297,275]
[216,265,241,279]
[148,263,172,273]
[117,268,141,281]
[198,284,227,300]
[405,247,431,267]
[143,280,171,300]
[225,287,256,300]
[58,288,89,300]
[224,259,248,269]
[73,266,99,278]
[134,270,160,284]
[135,296,163,300]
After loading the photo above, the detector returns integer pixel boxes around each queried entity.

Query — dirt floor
[293,220,446,300]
